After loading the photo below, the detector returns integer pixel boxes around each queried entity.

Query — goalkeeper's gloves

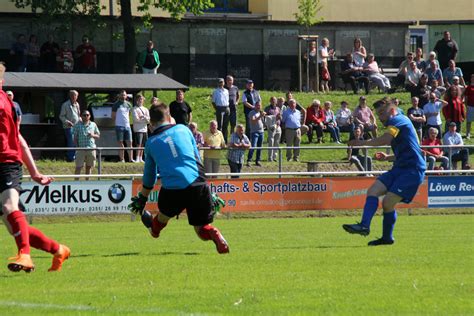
[211,192,226,213]
[128,192,148,215]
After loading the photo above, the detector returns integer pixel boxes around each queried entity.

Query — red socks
[6,211,30,255]
[29,226,60,255]
[197,225,214,240]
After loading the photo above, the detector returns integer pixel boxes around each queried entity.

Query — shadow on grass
[102,252,140,257]
[150,251,200,256]
[274,245,366,250]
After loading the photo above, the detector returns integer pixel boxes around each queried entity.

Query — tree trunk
[120,0,137,73]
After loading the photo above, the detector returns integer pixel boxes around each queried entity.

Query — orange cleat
[8,252,35,273]
[209,228,230,254]
[48,244,70,272]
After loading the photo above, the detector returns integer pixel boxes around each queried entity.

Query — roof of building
[3,72,188,92]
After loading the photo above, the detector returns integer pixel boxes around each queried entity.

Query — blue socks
[382,210,397,241]
[361,196,379,228]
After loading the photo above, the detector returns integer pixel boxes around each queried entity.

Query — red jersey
[442,97,465,123]
[75,44,96,68]
[422,138,443,156]
[465,85,474,107]
[0,90,22,163]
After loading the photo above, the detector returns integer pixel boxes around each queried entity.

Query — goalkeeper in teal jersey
[129,102,229,254]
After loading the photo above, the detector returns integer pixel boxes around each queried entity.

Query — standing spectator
[306,99,325,143]
[6,91,22,125]
[407,97,426,141]
[443,122,470,170]
[347,126,372,173]
[352,37,367,67]
[56,40,74,73]
[434,31,459,70]
[246,102,265,167]
[426,60,444,86]
[203,120,226,176]
[412,74,431,107]
[323,101,342,144]
[320,60,331,93]
[242,80,261,137]
[443,60,465,88]
[443,85,465,133]
[318,38,334,69]
[430,79,446,99]
[72,110,100,180]
[212,78,230,142]
[414,47,427,72]
[396,52,414,88]
[225,75,239,140]
[353,96,378,138]
[422,127,449,170]
[137,40,160,74]
[341,53,369,95]
[40,34,60,72]
[336,101,354,135]
[282,99,302,161]
[132,94,150,163]
[303,41,317,92]
[464,74,474,139]
[227,124,250,178]
[9,34,27,72]
[405,61,422,95]
[169,90,192,126]
[451,76,466,94]
[425,51,440,71]
[26,35,40,72]
[264,97,282,162]
[423,92,448,137]
[284,91,307,125]
[75,35,97,73]
[112,90,134,163]
[363,54,391,93]
[59,90,81,162]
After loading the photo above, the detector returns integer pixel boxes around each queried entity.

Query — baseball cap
[449,122,457,127]
[452,76,459,80]
[218,78,224,83]
[246,79,253,84]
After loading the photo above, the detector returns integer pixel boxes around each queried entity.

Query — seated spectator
[363,54,391,93]
[405,61,422,95]
[320,60,330,93]
[465,74,474,139]
[203,120,226,177]
[425,51,440,71]
[396,52,414,87]
[353,96,377,138]
[282,99,302,161]
[430,79,446,99]
[336,101,354,135]
[422,127,449,170]
[426,60,444,86]
[189,122,204,148]
[347,126,372,172]
[443,85,465,133]
[323,101,342,144]
[412,74,431,107]
[423,92,448,138]
[407,96,426,140]
[264,96,282,162]
[227,124,251,178]
[443,122,470,170]
[414,47,427,72]
[341,53,369,94]
[443,60,465,88]
[132,94,150,163]
[305,99,325,143]
[6,90,22,124]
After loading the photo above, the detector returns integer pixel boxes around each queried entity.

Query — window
[206,0,248,13]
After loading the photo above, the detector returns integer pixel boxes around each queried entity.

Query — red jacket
[442,97,465,123]
[306,106,325,125]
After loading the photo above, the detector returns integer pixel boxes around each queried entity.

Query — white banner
[21,181,132,215]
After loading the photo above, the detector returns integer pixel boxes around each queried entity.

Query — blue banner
[428,176,474,208]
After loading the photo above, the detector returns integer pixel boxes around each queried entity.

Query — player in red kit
[0,62,70,272]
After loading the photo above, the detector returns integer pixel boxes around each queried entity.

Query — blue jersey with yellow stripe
[142,124,206,190]
[385,114,426,170]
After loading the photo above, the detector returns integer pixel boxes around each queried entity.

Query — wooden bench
[304,160,350,177]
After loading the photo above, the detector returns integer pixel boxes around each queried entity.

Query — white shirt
[212,87,229,107]
[336,107,352,126]
[443,131,463,155]
[423,101,443,126]
[132,105,150,132]
[317,45,328,64]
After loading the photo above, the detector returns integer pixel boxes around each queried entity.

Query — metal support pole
[364,147,368,172]
[298,39,302,92]
[278,147,282,178]
[98,148,102,177]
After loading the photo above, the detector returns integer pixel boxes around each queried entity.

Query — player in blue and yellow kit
[128,102,229,254]
[343,98,426,246]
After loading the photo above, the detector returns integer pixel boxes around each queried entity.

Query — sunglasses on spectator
[82,114,90,117]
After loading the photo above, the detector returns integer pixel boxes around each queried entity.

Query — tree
[11,0,213,73]
[294,0,323,34]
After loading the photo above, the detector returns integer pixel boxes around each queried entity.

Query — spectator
[396,52,414,88]
[189,122,204,148]
[112,90,134,163]
[452,76,466,93]
[132,94,150,163]
[412,74,431,107]
[277,97,287,142]
[169,89,192,126]
[56,40,74,73]
[443,85,465,133]
[425,51,440,71]
[40,34,60,72]
[363,54,391,93]
[464,74,474,139]
[426,60,444,87]
[59,90,81,162]
[282,99,302,161]
[242,80,261,137]
[75,35,97,73]
[5,91,22,125]
[407,97,426,141]
[351,37,367,67]
[246,102,265,167]
[320,60,330,93]
[306,99,325,143]
[414,47,427,72]
[423,92,448,137]
[336,101,354,135]
[348,126,372,173]
[430,79,446,99]
[227,124,251,178]
[341,53,369,95]
[72,110,100,180]
[443,122,470,170]
[212,78,230,143]
[405,61,422,95]
[443,60,465,88]
[422,127,449,171]
[137,40,160,74]
[27,35,40,72]
[323,101,342,143]
[225,75,239,140]
[318,38,334,69]
[9,34,27,72]
[434,31,459,70]
[264,96,282,162]
[284,91,307,124]
[353,96,377,138]
[303,40,318,92]
[203,120,226,176]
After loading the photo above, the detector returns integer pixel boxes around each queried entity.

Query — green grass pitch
[0,214,472,315]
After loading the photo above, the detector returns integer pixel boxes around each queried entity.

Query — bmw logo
[108,183,126,204]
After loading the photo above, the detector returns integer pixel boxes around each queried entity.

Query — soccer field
[0,214,472,315]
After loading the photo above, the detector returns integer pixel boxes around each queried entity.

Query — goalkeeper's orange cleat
[48,244,70,272]
[209,228,229,254]
[8,252,35,273]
